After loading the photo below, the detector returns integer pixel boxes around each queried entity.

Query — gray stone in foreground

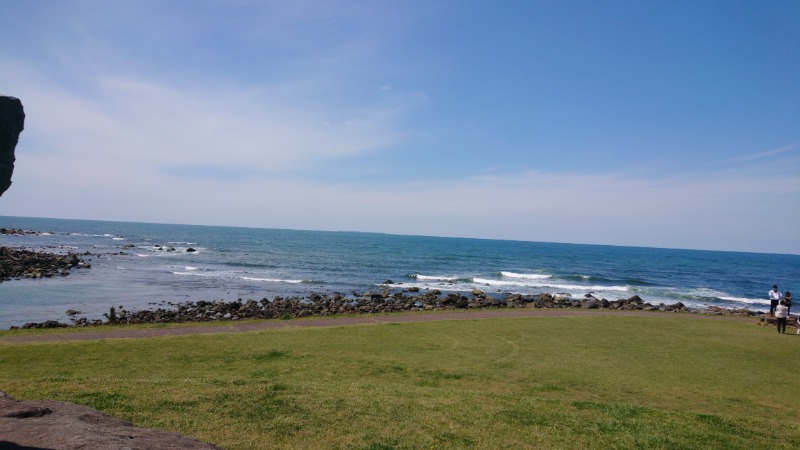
[0,391,221,450]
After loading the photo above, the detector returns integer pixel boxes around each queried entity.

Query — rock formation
[0,391,221,449]
[0,95,25,198]
[0,247,91,282]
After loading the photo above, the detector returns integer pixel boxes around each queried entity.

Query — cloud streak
[2,58,415,177]
[725,142,800,165]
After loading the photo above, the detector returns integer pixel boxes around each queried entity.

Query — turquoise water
[1,215,798,328]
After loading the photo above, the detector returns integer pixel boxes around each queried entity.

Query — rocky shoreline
[0,227,773,330]
[0,227,39,236]
[12,288,763,330]
[0,246,92,281]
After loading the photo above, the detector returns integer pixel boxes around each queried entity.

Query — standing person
[775,300,789,333]
[769,285,782,316]
[784,292,792,314]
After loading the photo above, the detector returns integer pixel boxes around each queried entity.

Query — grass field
[1,313,798,449]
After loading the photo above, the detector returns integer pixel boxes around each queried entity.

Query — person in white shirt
[769,285,782,316]
[775,300,789,333]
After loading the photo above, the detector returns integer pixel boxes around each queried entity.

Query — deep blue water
[1,215,798,329]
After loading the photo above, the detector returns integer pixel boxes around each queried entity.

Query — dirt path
[0,309,749,344]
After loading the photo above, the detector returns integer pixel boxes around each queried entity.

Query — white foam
[241,276,304,284]
[173,271,208,277]
[112,237,126,241]
[41,232,53,236]
[719,296,771,305]
[474,278,629,292]
[414,274,460,281]
[500,271,552,280]
[686,288,738,300]
[474,278,530,287]
[171,270,304,284]
[136,254,149,257]
[549,283,629,292]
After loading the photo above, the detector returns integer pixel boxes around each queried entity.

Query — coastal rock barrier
[13,289,760,329]
[0,246,92,282]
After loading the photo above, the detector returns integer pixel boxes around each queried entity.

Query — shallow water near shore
[1,215,798,329]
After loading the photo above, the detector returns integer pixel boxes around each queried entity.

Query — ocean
[1,215,798,329]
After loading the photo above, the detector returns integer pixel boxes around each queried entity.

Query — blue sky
[1,0,798,253]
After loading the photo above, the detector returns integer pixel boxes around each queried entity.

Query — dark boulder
[0,96,25,197]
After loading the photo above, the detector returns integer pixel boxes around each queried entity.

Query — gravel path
[0,309,742,344]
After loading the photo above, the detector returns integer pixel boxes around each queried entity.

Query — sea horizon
[3,214,796,257]
[2,215,798,329]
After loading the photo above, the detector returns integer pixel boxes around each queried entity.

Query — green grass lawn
[1,314,798,449]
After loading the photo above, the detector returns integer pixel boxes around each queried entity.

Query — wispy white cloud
[1,58,417,179]
[5,147,799,253]
[725,142,800,164]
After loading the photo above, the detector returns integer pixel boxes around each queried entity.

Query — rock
[0,96,25,198]
[21,320,68,329]
[0,247,91,282]
[0,228,38,236]
[186,248,197,253]
[582,299,600,309]
[0,390,221,449]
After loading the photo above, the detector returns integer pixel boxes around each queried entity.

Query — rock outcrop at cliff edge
[0,391,222,449]
[0,96,25,197]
